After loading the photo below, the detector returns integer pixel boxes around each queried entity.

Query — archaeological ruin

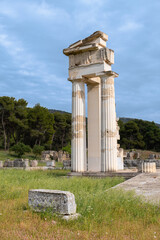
[63,31,123,172]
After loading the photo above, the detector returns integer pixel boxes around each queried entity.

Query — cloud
[0,2,17,18]
[34,1,70,20]
[118,21,143,32]
[78,0,104,6]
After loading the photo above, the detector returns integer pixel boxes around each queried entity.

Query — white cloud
[34,1,70,20]
[0,27,67,90]
[0,1,70,23]
[118,21,143,32]
[0,2,17,18]
[78,0,104,6]
[0,34,24,57]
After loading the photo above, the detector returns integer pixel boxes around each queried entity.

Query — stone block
[28,189,76,215]
[63,160,71,168]
[30,160,38,167]
[156,160,160,168]
[58,151,70,162]
[3,160,14,167]
[13,159,27,167]
[42,151,58,161]
[46,161,55,167]
[24,159,29,167]
[149,154,156,159]
[0,161,3,168]
[134,152,140,159]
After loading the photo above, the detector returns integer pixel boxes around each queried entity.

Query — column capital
[97,71,119,78]
[68,77,84,82]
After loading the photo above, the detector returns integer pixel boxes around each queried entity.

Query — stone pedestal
[71,80,86,172]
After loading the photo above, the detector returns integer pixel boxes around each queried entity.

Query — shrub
[62,143,71,155]
[33,145,44,159]
[11,143,31,157]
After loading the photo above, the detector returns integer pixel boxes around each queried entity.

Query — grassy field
[0,170,160,239]
[0,150,38,161]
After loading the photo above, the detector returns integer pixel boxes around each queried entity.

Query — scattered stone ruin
[1,159,38,168]
[42,150,70,162]
[63,31,123,172]
[58,151,70,162]
[42,151,58,161]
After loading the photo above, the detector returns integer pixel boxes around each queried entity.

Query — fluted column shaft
[101,75,117,172]
[71,80,86,172]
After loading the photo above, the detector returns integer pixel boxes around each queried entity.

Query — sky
[0,0,160,123]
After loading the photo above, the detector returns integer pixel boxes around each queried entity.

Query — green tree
[119,120,145,150]
[62,143,71,155]
[27,104,55,147]
[11,143,31,157]
[33,145,44,159]
[52,112,71,150]
[0,97,15,150]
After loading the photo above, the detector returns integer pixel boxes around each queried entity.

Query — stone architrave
[63,31,123,172]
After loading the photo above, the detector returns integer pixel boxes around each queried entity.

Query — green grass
[0,150,40,161]
[0,170,160,239]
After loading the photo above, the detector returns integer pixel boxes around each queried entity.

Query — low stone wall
[28,189,76,215]
[3,159,38,168]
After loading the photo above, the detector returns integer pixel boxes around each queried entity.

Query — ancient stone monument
[63,31,123,172]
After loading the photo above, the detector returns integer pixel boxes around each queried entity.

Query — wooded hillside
[0,96,159,152]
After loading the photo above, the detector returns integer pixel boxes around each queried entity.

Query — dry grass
[0,169,160,239]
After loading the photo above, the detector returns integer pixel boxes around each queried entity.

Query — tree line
[118,119,160,151]
[0,96,71,152]
[0,96,160,152]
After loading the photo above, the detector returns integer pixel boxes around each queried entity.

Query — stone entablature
[68,47,114,68]
[64,31,115,81]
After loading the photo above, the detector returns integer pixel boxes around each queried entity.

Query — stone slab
[28,189,76,215]
[113,169,160,204]
[68,170,139,180]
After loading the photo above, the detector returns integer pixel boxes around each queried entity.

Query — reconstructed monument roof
[63,31,108,56]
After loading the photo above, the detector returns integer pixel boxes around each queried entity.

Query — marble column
[71,80,86,172]
[101,72,118,172]
[87,83,101,172]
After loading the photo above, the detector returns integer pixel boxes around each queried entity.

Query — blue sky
[0,0,160,123]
